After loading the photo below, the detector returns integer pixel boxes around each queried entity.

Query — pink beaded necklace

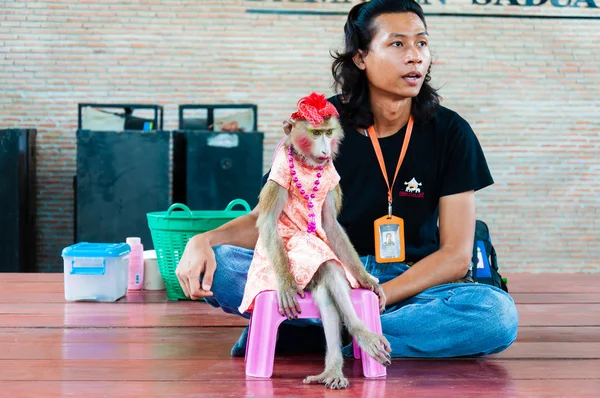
[288,145,324,234]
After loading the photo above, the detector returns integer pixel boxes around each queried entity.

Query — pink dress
[238,143,360,314]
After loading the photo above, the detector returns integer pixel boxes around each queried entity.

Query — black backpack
[470,220,508,292]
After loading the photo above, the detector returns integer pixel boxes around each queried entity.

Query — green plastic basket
[146,199,251,301]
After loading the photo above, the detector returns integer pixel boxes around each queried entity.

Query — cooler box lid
[62,242,131,258]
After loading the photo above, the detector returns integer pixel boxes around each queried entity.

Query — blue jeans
[204,245,519,358]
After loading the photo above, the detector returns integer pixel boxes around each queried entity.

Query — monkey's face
[289,117,343,167]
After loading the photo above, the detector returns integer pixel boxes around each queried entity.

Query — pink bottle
[126,237,144,290]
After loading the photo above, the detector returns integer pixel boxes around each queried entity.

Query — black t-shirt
[261,95,494,263]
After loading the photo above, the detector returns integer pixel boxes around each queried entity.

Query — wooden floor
[1,273,599,397]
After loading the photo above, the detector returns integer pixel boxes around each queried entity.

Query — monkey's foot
[303,369,349,389]
[353,329,392,366]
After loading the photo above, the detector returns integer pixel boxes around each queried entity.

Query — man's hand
[175,234,216,300]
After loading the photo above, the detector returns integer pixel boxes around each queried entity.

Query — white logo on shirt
[400,177,424,198]
[404,177,422,193]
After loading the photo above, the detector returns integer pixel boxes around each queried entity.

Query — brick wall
[1,0,599,273]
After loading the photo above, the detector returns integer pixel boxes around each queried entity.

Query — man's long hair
[331,0,441,129]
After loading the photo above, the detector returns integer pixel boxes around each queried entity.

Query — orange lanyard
[367,115,414,216]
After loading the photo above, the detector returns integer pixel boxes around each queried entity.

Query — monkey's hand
[355,271,386,313]
[276,275,305,319]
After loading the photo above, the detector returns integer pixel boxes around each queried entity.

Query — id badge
[374,215,405,263]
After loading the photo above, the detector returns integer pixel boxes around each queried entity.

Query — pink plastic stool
[244,288,387,379]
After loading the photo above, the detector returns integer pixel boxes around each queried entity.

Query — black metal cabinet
[0,129,36,272]
[173,131,264,210]
[75,129,170,249]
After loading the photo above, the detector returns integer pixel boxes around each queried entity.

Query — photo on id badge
[379,224,401,259]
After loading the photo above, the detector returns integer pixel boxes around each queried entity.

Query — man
[176,0,518,358]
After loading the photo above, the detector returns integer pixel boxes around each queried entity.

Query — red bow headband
[290,92,339,127]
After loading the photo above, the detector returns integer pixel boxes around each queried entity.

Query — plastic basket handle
[225,199,251,212]
[70,259,106,275]
[166,203,193,217]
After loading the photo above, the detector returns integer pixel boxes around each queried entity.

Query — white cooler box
[62,242,131,302]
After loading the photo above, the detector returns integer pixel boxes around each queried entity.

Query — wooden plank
[517,326,600,342]
[1,359,599,382]
[0,379,598,398]
[511,293,600,304]
[3,290,600,305]
[2,302,599,319]
[0,327,598,360]
[504,273,600,293]
[3,326,600,345]
[2,273,599,296]
[0,327,246,344]
[491,342,600,360]
[4,272,600,291]
[4,272,600,288]
[2,291,600,305]
[0,282,64,293]
[27,302,600,318]
[0,314,248,328]
[516,303,600,327]
[0,302,597,328]
[0,302,225,314]
[0,301,249,327]
[0,290,170,303]
[0,273,60,282]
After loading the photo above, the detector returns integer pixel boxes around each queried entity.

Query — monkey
[238,93,392,389]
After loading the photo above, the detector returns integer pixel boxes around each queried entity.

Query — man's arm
[380,190,476,306]
[175,206,259,299]
[204,206,260,249]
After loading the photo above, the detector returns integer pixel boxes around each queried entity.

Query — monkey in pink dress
[238,92,390,389]
[238,137,360,314]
